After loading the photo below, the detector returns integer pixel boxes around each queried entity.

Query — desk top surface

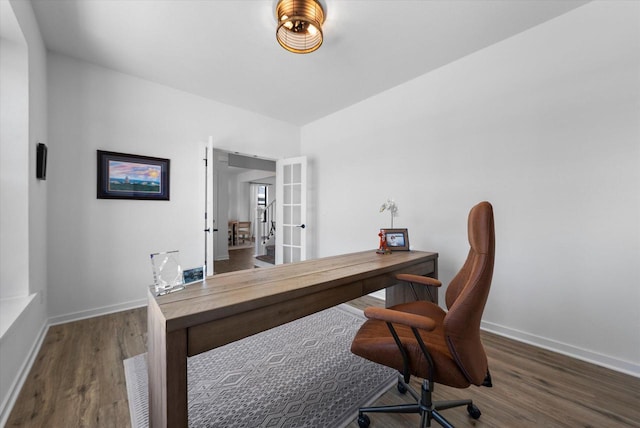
[150,250,437,330]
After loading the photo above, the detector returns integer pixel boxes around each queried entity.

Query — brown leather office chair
[351,201,495,428]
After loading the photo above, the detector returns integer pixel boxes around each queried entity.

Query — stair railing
[255,199,276,255]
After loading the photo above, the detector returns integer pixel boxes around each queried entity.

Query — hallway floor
[213,247,256,274]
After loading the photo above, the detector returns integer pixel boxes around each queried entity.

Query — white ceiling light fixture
[276,0,325,54]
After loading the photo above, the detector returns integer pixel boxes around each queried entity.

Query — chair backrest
[443,201,495,386]
[237,221,251,234]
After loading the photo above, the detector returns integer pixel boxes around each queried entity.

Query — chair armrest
[364,307,437,332]
[396,273,442,288]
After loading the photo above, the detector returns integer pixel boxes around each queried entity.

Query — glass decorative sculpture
[150,250,185,295]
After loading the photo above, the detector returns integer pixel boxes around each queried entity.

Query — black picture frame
[381,228,410,251]
[97,150,170,200]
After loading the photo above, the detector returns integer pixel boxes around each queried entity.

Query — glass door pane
[276,156,307,264]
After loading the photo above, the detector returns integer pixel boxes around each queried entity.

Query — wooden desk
[147,250,438,427]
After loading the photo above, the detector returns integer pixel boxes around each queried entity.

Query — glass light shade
[276,0,325,54]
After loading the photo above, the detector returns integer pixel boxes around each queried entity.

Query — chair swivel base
[357,377,481,428]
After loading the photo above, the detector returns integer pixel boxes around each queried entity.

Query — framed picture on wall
[381,228,410,251]
[97,150,170,200]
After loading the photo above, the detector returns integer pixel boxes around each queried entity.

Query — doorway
[211,150,276,270]
[210,150,310,271]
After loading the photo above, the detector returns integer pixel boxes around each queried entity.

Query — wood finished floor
[213,247,259,274]
[7,249,640,427]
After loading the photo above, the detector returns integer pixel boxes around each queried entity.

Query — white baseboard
[48,298,148,326]
[481,320,640,378]
[0,321,48,428]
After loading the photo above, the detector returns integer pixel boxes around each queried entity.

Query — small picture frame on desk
[183,266,204,284]
[381,228,410,251]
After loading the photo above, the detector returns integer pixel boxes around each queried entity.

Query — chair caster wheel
[397,380,407,394]
[357,413,371,428]
[467,403,481,419]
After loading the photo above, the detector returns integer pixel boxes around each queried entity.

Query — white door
[205,142,215,276]
[275,156,307,264]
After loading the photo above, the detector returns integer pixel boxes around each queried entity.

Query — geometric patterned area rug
[124,304,397,428]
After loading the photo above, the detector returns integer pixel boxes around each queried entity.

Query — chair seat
[351,300,471,388]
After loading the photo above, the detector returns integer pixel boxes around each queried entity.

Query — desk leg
[385,261,439,307]
[148,297,188,428]
[386,283,438,306]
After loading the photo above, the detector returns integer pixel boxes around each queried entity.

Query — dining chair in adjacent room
[236,221,252,244]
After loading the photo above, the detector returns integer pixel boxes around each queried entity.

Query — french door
[275,156,307,264]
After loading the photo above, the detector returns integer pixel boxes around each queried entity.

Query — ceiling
[30,0,589,126]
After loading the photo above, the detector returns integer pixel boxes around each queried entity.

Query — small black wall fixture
[36,142,47,180]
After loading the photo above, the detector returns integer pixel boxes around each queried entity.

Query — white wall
[301,1,639,375]
[228,173,249,222]
[47,53,299,322]
[228,169,276,222]
[0,38,29,300]
[0,0,48,423]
